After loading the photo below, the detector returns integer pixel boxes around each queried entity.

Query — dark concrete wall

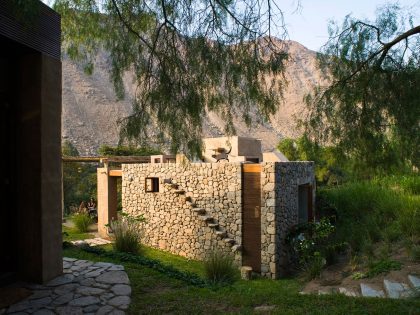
[16,53,62,283]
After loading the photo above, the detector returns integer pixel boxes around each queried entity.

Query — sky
[281,0,420,51]
[43,0,420,52]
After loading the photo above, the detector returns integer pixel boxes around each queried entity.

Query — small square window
[145,177,159,192]
[154,158,161,163]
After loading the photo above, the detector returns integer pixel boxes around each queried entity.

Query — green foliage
[277,136,347,185]
[304,251,326,280]
[203,250,237,285]
[304,4,420,171]
[108,212,146,254]
[366,259,402,278]
[287,217,346,279]
[62,141,97,215]
[82,246,207,287]
[72,213,93,233]
[319,179,420,254]
[53,0,289,157]
[62,225,94,242]
[98,145,161,156]
[277,138,299,161]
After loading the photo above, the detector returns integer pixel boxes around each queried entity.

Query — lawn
[62,225,95,242]
[63,246,420,315]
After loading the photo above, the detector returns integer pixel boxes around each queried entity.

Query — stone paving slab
[408,275,420,289]
[71,238,111,247]
[0,258,131,314]
[383,280,411,299]
[360,284,385,298]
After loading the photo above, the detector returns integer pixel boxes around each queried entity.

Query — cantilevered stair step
[231,245,242,252]
[174,190,185,194]
[192,208,206,214]
[215,230,227,237]
[208,223,219,228]
[186,201,195,207]
[223,238,235,245]
[198,215,213,222]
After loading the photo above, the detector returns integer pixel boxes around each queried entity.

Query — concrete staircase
[164,181,242,253]
[307,274,420,298]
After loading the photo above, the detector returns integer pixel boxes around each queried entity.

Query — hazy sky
[43,0,420,51]
[282,0,420,51]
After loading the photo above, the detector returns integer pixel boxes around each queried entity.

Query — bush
[304,251,326,280]
[109,212,145,254]
[203,250,237,285]
[366,259,402,278]
[287,217,346,275]
[319,181,419,253]
[72,213,93,233]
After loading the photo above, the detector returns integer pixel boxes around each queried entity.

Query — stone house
[98,137,315,279]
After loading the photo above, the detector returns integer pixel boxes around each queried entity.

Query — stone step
[360,284,385,298]
[338,287,358,297]
[198,215,213,222]
[174,190,185,194]
[192,208,206,214]
[383,280,412,299]
[231,245,242,252]
[408,275,420,289]
[223,238,235,245]
[215,230,227,237]
[208,223,219,228]
[186,201,195,207]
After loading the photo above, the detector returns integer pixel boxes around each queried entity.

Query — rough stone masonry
[122,161,315,279]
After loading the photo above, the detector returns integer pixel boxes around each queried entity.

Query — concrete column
[16,53,62,283]
[97,168,118,238]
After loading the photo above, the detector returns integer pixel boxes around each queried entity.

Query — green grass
[62,225,95,242]
[319,178,420,254]
[63,246,420,314]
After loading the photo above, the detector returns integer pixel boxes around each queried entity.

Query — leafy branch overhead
[54,0,290,156]
[304,3,420,170]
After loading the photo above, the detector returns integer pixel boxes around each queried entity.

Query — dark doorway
[242,164,262,272]
[0,35,20,284]
[298,184,313,224]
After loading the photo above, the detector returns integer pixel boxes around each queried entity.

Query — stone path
[71,238,112,247]
[0,258,131,314]
[302,274,420,299]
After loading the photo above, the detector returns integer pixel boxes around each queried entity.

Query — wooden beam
[62,156,101,162]
[62,156,151,163]
[109,169,122,177]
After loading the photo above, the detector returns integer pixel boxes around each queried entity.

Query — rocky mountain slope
[62,40,325,155]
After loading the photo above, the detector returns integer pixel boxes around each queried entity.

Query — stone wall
[121,161,315,279]
[260,162,315,279]
[122,163,243,263]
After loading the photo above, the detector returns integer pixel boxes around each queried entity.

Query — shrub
[203,250,237,285]
[72,213,93,233]
[109,212,145,254]
[304,251,326,280]
[287,217,346,273]
[319,181,419,254]
[366,259,402,278]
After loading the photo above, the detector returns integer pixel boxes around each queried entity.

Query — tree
[62,141,97,214]
[304,3,420,172]
[278,136,347,185]
[98,144,161,156]
[53,0,290,156]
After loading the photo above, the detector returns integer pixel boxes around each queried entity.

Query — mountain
[62,40,325,155]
